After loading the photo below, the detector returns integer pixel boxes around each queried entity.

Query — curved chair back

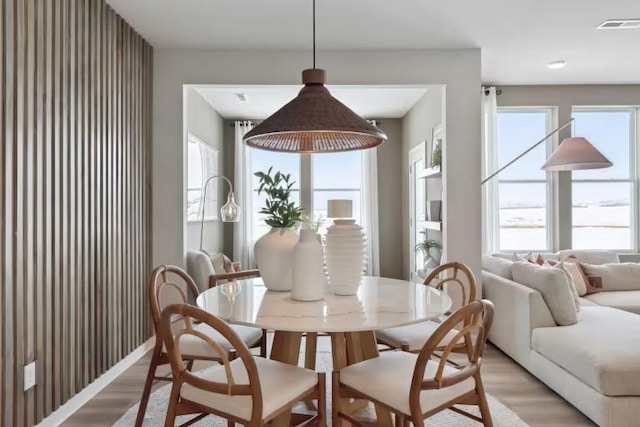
[409,299,494,414]
[422,262,477,310]
[160,303,263,423]
[148,265,200,335]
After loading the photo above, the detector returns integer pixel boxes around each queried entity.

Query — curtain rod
[230,120,255,127]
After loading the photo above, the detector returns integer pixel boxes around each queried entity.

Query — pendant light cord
[312,0,316,68]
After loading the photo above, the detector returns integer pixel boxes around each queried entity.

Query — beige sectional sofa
[482,250,640,427]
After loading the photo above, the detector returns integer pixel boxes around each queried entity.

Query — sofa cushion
[583,290,640,315]
[580,263,640,292]
[511,262,578,326]
[532,306,640,396]
[482,255,513,279]
[557,249,619,265]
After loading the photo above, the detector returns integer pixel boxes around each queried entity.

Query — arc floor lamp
[482,118,612,184]
[199,175,240,251]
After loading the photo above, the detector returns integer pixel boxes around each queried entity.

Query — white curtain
[233,121,254,268]
[362,121,381,276]
[482,87,499,254]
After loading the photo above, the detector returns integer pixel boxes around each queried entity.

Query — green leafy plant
[415,238,442,256]
[255,167,304,228]
[431,143,442,170]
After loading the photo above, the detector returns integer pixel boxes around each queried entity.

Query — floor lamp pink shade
[541,137,613,171]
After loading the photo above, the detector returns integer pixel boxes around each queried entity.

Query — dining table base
[269,330,393,427]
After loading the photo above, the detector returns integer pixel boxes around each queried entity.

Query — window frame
[570,107,639,251]
[490,107,556,253]
[186,133,219,223]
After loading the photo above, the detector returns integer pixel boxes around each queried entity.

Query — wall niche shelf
[419,220,442,231]
[419,168,441,179]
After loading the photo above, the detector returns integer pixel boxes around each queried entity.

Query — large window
[249,150,364,240]
[571,109,637,250]
[492,108,553,251]
[186,134,219,221]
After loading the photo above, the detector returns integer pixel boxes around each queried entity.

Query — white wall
[184,88,225,254]
[154,49,482,283]
[402,87,445,277]
[497,85,640,255]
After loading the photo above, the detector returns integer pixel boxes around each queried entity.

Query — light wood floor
[63,338,594,426]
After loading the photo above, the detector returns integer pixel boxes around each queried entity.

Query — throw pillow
[511,261,579,326]
[482,255,513,280]
[209,253,236,274]
[553,261,581,312]
[561,255,592,296]
[580,262,640,292]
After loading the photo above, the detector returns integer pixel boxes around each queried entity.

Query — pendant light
[243,0,387,153]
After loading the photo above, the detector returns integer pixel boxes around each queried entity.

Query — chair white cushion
[580,262,640,292]
[340,351,476,415]
[511,261,578,326]
[181,357,318,421]
[376,320,459,352]
[583,290,640,315]
[186,250,216,292]
[531,306,640,396]
[163,323,263,358]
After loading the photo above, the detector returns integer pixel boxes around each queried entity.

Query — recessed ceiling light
[547,60,567,70]
[597,19,640,30]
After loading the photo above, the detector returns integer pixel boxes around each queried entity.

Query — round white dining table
[196,276,452,427]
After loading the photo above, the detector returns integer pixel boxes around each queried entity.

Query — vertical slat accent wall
[0,0,153,425]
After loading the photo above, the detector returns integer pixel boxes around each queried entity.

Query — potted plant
[415,238,442,270]
[253,167,304,291]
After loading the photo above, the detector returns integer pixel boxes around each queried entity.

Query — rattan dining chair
[135,265,265,427]
[376,261,477,353]
[334,299,494,427]
[161,303,326,427]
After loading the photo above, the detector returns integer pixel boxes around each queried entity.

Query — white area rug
[117,352,528,426]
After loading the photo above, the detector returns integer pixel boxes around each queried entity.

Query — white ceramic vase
[291,229,326,301]
[324,219,367,296]
[254,227,299,291]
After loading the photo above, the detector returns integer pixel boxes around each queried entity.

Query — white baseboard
[37,337,155,427]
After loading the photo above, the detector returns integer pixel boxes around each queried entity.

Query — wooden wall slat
[0,0,152,424]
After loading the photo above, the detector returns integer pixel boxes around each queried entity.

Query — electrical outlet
[24,361,36,391]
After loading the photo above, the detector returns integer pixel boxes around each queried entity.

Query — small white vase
[324,219,367,296]
[254,227,299,291]
[291,229,326,301]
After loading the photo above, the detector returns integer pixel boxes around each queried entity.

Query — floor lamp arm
[200,175,234,252]
[481,118,574,185]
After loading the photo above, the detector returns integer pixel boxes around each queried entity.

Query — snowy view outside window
[496,109,552,251]
[572,109,635,250]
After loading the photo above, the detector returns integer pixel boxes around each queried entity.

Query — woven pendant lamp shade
[243,69,387,153]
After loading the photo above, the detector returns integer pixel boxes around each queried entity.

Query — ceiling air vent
[597,19,640,29]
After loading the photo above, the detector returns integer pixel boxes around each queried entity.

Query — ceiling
[106,0,640,84]
[194,86,431,119]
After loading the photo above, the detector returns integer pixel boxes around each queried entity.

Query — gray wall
[153,49,482,284]
[185,88,225,255]
[402,87,445,278]
[497,85,640,257]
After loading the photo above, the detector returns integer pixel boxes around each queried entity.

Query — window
[490,108,553,251]
[249,150,364,237]
[186,134,219,221]
[571,109,637,250]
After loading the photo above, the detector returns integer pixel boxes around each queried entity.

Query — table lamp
[324,199,367,296]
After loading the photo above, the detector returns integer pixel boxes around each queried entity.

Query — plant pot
[423,256,439,270]
[254,227,299,291]
[291,229,326,301]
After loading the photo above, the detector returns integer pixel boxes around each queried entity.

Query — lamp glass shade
[327,199,353,218]
[220,192,240,222]
[541,137,613,171]
[243,69,387,153]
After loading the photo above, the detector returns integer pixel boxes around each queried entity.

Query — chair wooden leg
[400,343,410,352]
[260,329,268,357]
[331,371,340,427]
[164,383,181,427]
[317,372,327,427]
[475,373,494,427]
[135,347,161,427]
